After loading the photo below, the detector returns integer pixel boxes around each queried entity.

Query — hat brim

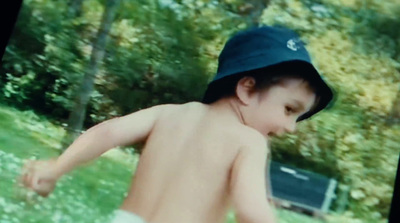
[295,62,334,121]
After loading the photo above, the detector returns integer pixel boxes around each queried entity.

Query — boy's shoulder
[152,101,204,111]
[151,102,267,148]
[148,102,269,161]
[238,126,269,154]
[146,102,208,125]
[144,101,204,116]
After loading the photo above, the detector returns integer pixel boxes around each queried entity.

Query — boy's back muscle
[121,102,257,223]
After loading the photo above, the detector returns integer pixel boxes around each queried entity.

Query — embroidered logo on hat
[287,38,301,51]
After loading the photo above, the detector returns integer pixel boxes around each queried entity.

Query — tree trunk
[387,85,400,126]
[61,0,120,150]
[238,0,270,27]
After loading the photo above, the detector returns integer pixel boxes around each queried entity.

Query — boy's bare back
[121,102,272,223]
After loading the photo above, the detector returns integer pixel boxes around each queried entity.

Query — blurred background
[0,0,399,222]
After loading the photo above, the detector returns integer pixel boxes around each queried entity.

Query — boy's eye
[285,106,293,114]
[285,106,298,115]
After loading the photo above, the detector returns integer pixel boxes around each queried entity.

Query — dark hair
[208,62,320,103]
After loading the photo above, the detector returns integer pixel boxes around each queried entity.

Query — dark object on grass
[268,161,337,217]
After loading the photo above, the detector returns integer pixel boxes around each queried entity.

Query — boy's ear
[236,76,256,105]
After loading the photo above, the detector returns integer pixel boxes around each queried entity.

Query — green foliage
[100,1,210,115]
[1,0,246,125]
[1,0,86,119]
[350,7,400,60]
[262,0,399,221]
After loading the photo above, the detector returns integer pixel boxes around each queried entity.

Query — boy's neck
[207,97,246,125]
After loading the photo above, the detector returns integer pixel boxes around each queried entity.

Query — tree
[61,0,121,149]
[387,85,400,125]
[217,0,270,27]
[238,0,269,26]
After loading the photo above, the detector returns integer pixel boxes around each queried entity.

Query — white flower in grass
[350,189,366,200]
[3,206,13,214]
[51,211,64,223]
[6,162,19,172]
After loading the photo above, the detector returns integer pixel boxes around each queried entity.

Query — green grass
[0,105,328,223]
[0,107,59,159]
[0,105,133,222]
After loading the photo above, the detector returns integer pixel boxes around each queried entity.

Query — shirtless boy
[20,26,333,223]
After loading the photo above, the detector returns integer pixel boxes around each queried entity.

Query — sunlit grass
[0,105,133,222]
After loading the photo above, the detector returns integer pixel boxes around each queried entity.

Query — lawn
[0,105,326,223]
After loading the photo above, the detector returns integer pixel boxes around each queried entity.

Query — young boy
[20,26,333,223]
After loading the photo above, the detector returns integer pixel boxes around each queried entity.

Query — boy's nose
[284,121,296,134]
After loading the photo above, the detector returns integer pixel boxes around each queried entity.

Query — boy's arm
[230,134,278,223]
[53,104,167,177]
[265,153,275,205]
[20,104,168,194]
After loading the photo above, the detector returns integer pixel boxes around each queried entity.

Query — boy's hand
[19,159,59,197]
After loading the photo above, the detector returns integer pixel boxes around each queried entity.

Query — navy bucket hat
[202,25,334,121]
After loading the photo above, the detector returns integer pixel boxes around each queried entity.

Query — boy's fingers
[37,186,50,197]
[18,159,58,198]
[22,160,34,176]
[26,171,36,189]
[32,175,40,189]
[18,175,27,187]
[21,172,28,185]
